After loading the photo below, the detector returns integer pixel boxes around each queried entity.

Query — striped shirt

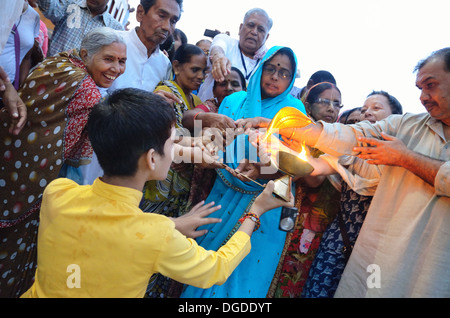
[39,0,123,57]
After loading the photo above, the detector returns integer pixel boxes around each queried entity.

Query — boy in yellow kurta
[21,88,293,298]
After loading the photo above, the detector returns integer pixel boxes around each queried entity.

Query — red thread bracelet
[193,111,202,120]
[239,212,261,231]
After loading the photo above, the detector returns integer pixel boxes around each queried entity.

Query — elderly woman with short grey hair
[0,27,127,298]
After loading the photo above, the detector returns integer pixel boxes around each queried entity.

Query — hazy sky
[127,0,449,115]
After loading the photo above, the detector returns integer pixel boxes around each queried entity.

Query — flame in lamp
[271,142,314,202]
[276,142,314,177]
[297,142,309,162]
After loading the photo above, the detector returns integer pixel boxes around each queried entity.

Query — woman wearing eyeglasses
[303,82,343,124]
[180,46,306,298]
[267,82,343,297]
[301,90,403,298]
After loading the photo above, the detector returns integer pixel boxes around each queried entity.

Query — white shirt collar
[129,27,162,59]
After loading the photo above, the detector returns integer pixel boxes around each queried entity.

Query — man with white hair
[197,8,272,101]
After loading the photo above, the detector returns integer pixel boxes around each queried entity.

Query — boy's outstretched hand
[237,181,295,237]
[251,180,294,217]
[171,201,222,239]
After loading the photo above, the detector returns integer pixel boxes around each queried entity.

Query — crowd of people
[0,0,448,298]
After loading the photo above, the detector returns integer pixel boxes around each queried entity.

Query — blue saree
[181,46,306,298]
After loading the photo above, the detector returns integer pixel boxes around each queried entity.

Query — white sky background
[127,0,449,114]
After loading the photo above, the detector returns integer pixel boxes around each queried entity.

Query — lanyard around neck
[239,47,260,81]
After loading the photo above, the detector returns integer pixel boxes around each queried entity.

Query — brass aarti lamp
[227,107,315,201]
[223,107,315,232]
[261,107,316,202]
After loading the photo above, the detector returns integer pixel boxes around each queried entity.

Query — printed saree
[302,181,371,298]
[187,98,221,206]
[0,51,101,297]
[267,149,341,297]
[140,80,201,217]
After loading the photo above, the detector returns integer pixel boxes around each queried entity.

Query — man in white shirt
[0,1,40,87]
[0,0,27,135]
[108,0,181,103]
[108,24,172,93]
[197,8,272,101]
[0,0,25,54]
[83,0,183,184]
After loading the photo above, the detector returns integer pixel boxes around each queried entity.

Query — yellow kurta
[21,178,251,298]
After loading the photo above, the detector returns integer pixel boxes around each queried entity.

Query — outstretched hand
[252,180,295,217]
[211,55,231,83]
[154,90,183,105]
[226,159,261,182]
[354,132,409,166]
[191,136,223,169]
[199,112,237,131]
[0,66,27,135]
[172,201,222,239]
[235,117,271,130]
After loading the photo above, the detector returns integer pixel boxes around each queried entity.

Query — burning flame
[297,142,309,162]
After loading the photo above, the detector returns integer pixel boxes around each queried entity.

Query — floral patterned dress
[267,148,341,298]
[0,51,101,297]
[302,181,372,297]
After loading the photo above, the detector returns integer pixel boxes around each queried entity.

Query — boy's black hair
[87,88,176,177]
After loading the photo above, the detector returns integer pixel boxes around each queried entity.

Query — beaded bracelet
[239,212,261,231]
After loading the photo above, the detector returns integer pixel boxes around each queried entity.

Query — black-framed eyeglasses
[263,64,292,80]
[314,98,343,109]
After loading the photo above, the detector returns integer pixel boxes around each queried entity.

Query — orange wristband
[239,212,261,231]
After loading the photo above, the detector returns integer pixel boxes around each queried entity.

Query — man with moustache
[248,48,450,297]
[37,0,124,57]
[82,0,183,186]
[108,0,182,100]
[197,8,272,101]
